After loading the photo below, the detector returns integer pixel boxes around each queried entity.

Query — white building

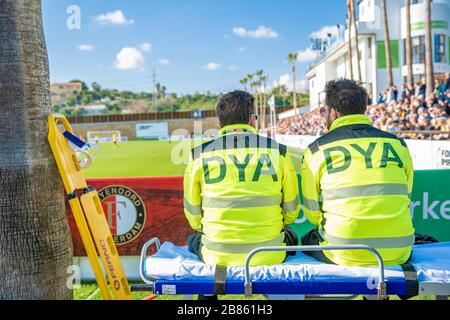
[306,0,450,109]
[82,104,108,115]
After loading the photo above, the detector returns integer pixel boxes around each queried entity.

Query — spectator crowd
[276,73,450,141]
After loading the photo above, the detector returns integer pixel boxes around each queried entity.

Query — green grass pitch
[83,140,197,178]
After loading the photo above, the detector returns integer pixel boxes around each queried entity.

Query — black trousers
[300,228,336,264]
[187,225,299,263]
[301,229,439,265]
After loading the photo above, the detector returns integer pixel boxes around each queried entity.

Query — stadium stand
[273,79,450,141]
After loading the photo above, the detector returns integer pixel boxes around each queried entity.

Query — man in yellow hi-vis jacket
[184,91,300,268]
[301,79,415,267]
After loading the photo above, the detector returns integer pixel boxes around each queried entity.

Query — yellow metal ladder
[48,114,132,300]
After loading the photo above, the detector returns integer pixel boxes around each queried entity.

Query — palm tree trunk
[292,64,297,116]
[0,0,73,299]
[254,91,259,130]
[381,0,394,87]
[351,0,362,82]
[260,93,265,129]
[347,1,354,80]
[405,0,414,86]
[424,0,434,97]
[261,89,266,130]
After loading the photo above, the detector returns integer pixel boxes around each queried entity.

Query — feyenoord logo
[98,186,146,245]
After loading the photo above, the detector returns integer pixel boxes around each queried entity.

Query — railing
[395,130,450,140]
[244,245,387,299]
[67,106,295,124]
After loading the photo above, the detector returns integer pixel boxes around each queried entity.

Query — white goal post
[87,131,122,143]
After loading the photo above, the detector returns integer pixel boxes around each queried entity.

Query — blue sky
[42,0,346,94]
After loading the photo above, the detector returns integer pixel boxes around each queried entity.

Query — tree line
[54,79,308,117]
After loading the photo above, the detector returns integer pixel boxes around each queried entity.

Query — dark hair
[216,90,255,127]
[324,79,368,115]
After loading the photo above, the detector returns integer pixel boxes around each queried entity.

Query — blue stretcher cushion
[144,242,450,296]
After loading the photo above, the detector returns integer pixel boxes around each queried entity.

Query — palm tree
[240,77,247,90]
[240,75,251,91]
[250,76,261,130]
[350,0,362,81]
[260,74,268,129]
[272,85,289,107]
[405,0,414,86]
[424,0,434,97]
[346,2,354,80]
[381,0,394,87]
[287,53,299,115]
[255,70,265,128]
[0,0,73,299]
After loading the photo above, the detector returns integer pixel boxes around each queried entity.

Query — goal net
[87,131,122,144]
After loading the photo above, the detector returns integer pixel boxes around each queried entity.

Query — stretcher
[133,238,450,300]
[48,114,132,300]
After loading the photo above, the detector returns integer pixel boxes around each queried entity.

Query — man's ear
[330,108,339,121]
[248,116,256,127]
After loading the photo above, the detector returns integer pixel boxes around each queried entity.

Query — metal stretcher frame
[135,238,401,299]
[243,245,387,299]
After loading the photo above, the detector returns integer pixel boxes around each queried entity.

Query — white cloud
[296,48,319,63]
[158,59,170,65]
[229,65,239,71]
[237,46,247,53]
[309,25,342,40]
[274,74,309,93]
[203,62,221,71]
[114,47,146,70]
[78,44,95,52]
[95,10,134,25]
[140,43,152,52]
[232,26,279,39]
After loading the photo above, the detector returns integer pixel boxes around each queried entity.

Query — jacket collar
[219,124,257,136]
[329,114,371,132]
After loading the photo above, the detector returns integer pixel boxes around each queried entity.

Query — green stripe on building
[411,20,448,31]
[377,40,399,69]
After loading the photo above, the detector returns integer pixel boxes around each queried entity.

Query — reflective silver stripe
[303,197,320,212]
[322,232,415,249]
[201,233,285,254]
[202,195,282,209]
[322,184,409,201]
[283,195,300,212]
[184,197,202,216]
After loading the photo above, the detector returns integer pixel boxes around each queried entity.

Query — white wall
[405,139,450,170]
[276,135,450,170]
[76,256,141,281]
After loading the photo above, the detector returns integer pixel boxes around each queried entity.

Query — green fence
[292,170,450,242]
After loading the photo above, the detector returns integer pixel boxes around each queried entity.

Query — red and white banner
[66,176,192,257]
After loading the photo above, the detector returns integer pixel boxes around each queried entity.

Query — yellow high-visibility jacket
[184,124,300,267]
[301,114,415,267]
